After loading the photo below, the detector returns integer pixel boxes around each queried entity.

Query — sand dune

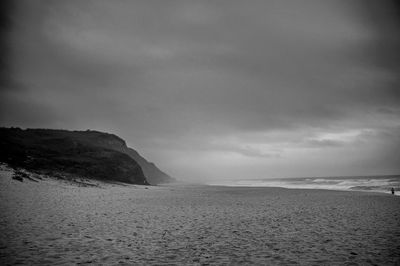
[0,168,399,265]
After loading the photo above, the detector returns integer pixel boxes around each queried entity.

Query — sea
[211,175,400,195]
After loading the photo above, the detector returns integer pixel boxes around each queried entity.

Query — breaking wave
[211,175,400,195]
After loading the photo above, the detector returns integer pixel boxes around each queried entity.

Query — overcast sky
[1,0,399,182]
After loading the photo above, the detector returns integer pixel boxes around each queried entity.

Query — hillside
[93,142,174,185]
[0,128,173,185]
[38,129,175,184]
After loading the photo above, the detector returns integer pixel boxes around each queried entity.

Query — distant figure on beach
[391,187,395,195]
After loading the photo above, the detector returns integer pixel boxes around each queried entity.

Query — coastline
[210,184,399,196]
[208,175,400,196]
[1,168,399,265]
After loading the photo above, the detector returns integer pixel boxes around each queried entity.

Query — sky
[1,0,400,182]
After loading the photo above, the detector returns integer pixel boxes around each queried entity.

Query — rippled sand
[1,169,399,265]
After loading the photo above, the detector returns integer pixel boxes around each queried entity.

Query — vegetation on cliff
[0,128,160,185]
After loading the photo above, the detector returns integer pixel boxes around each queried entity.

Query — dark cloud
[1,0,399,180]
[0,0,15,90]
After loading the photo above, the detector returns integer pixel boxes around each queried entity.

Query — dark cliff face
[63,129,175,184]
[97,145,174,185]
[124,148,174,185]
[0,128,149,185]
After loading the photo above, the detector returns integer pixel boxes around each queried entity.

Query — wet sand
[1,168,399,265]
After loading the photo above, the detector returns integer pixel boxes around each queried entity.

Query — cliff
[122,148,174,185]
[0,128,173,185]
[37,129,175,184]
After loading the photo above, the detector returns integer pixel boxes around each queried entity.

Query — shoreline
[208,184,399,196]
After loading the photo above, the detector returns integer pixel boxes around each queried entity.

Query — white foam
[209,176,400,195]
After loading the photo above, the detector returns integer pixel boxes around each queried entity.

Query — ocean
[211,175,400,195]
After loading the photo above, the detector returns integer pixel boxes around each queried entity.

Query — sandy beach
[0,168,399,265]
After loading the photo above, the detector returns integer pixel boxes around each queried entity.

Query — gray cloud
[1,0,400,180]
